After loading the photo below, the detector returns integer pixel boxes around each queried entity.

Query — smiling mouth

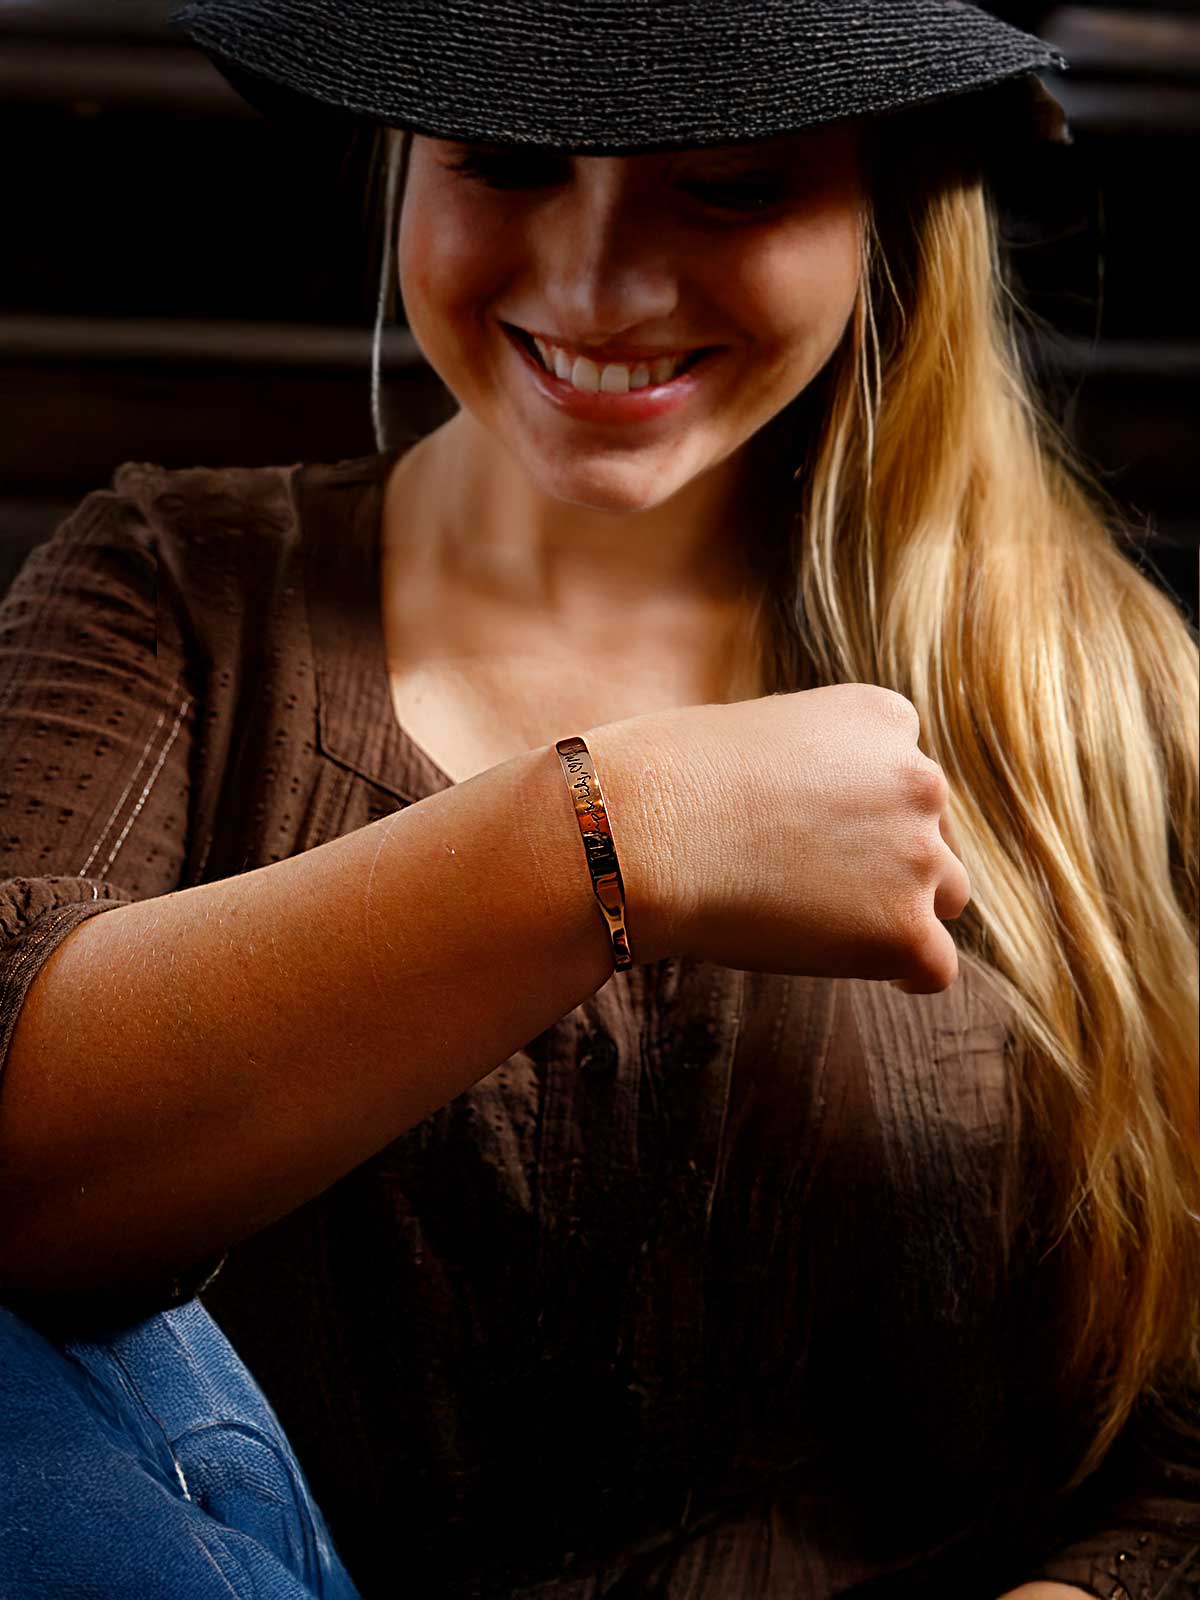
[505,321,720,380]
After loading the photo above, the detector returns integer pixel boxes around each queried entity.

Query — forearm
[0,724,666,1301]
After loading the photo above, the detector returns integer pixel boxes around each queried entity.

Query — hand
[590,683,971,988]
[998,1585,1095,1599]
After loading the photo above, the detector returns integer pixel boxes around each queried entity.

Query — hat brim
[169,0,1068,155]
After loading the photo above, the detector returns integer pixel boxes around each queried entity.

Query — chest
[382,580,763,788]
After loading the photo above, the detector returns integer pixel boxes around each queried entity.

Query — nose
[533,160,679,345]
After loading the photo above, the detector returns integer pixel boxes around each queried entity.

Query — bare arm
[0,723,670,1302]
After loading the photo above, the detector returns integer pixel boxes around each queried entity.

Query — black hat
[168,0,1069,155]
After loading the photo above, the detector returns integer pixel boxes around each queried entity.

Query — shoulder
[25,461,308,599]
[96,451,394,576]
[106,459,302,557]
[48,454,387,627]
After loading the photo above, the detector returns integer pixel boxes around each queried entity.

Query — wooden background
[1,0,1196,632]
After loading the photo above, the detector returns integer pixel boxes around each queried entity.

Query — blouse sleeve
[1016,1387,1200,1596]
[0,479,224,1318]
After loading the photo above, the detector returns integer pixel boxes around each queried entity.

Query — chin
[528,448,696,515]
[540,471,677,516]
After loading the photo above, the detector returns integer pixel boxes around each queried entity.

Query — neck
[391,408,797,625]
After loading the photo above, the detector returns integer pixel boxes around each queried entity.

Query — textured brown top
[1,446,1196,1599]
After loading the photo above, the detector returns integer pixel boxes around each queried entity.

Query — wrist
[578,718,691,968]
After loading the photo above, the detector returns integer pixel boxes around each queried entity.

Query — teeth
[570,355,601,393]
[524,330,693,392]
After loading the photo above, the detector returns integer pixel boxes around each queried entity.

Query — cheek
[721,206,861,357]
[398,191,509,352]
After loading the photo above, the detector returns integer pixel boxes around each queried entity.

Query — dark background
[1,0,1196,626]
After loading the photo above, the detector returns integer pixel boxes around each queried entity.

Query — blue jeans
[0,1296,361,1599]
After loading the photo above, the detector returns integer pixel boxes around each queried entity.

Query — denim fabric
[0,1298,361,1600]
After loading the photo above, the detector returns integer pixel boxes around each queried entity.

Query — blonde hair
[362,119,1199,1492]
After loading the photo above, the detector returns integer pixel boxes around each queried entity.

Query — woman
[0,2,1195,1597]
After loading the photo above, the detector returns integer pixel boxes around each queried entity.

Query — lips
[500,319,720,423]
[503,323,714,392]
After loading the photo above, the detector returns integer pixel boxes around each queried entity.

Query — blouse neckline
[294,441,458,806]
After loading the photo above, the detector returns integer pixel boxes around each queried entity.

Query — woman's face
[397,124,865,513]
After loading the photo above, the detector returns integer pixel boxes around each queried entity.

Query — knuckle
[876,686,920,731]
[913,831,945,877]
[904,925,959,993]
[903,757,948,812]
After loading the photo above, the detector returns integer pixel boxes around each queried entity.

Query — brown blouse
[1,445,1196,1600]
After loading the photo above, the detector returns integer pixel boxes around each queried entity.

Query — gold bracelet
[554,735,634,973]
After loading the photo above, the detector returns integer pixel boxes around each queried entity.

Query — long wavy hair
[357,110,1199,1494]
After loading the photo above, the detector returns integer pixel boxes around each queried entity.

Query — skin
[389,124,865,624]
[1001,1588,1091,1599]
